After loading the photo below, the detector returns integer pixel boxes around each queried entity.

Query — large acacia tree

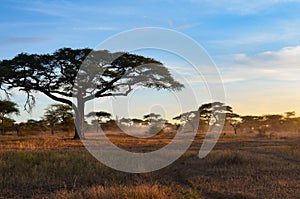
[0,48,183,139]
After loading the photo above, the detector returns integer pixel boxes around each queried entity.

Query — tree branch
[40,89,74,107]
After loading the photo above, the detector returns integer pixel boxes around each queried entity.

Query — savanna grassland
[0,132,299,199]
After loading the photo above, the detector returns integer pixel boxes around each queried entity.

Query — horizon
[1,0,300,122]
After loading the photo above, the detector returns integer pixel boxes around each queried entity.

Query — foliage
[226,113,242,134]
[43,104,73,134]
[0,48,184,139]
[0,100,19,134]
[173,111,198,132]
[198,102,232,126]
[18,119,47,135]
[86,111,111,123]
[143,113,165,135]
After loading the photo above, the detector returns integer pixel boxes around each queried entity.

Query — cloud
[219,46,300,82]
[14,1,135,18]
[19,7,66,17]
[165,46,300,84]
[167,20,201,31]
[0,37,50,45]
[233,46,300,69]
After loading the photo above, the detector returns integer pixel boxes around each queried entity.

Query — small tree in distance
[43,104,73,134]
[86,111,111,132]
[226,113,242,134]
[143,113,165,135]
[0,100,19,134]
[143,113,161,123]
[86,111,111,123]
[173,111,198,132]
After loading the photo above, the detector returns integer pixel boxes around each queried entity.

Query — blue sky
[1,0,300,122]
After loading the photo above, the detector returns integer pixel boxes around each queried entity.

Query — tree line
[0,99,299,137]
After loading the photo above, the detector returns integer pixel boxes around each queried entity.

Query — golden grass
[49,185,179,199]
[0,132,299,198]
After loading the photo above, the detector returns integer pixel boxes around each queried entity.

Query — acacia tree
[119,118,133,126]
[43,104,73,134]
[86,111,111,123]
[131,118,145,126]
[0,100,19,134]
[143,113,161,123]
[0,48,183,139]
[143,113,165,134]
[86,111,111,132]
[226,113,241,134]
[198,102,232,128]
[173,111,198,132]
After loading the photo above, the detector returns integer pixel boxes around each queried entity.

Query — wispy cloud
[13,1,135,18]
[167,46,300,84]
[18,7,66,17]
[0,37,50,45]
[168,20,201,31]
[219,46,300,82]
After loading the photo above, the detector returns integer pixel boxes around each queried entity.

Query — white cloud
[219,46,300,82]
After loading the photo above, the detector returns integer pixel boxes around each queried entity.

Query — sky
[1,0,300,122]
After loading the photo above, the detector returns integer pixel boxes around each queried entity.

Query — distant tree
[143,113,165,135]
[119,118,132,126]
[1,117,15,132]
[0,48,183,139]
[241,115,264,134]
[143,113,161,123]
[131,118,146,126]
[198,102,232,128]
[86,111,111,132]
[285,111,296,119]
[43,104,73,134]
[226,113,242,134]
[0,100,19,134]
[173,111,198,132]
[19,119,47,134]
[283,111,298,132]
[263,114,284,132]
[86,111,111,123]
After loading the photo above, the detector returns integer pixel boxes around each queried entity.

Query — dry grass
[0,133,83,150]
[0,132,299,198]
[48,185,188,199]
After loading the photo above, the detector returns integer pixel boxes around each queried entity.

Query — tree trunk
[73,126,81,139]
[50,123,54,135]
[73,97,85,140]
[1,119,4,135]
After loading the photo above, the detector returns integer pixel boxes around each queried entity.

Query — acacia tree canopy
[198,102,232,126]
[86,111,111,123]
[0,48,184,139]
